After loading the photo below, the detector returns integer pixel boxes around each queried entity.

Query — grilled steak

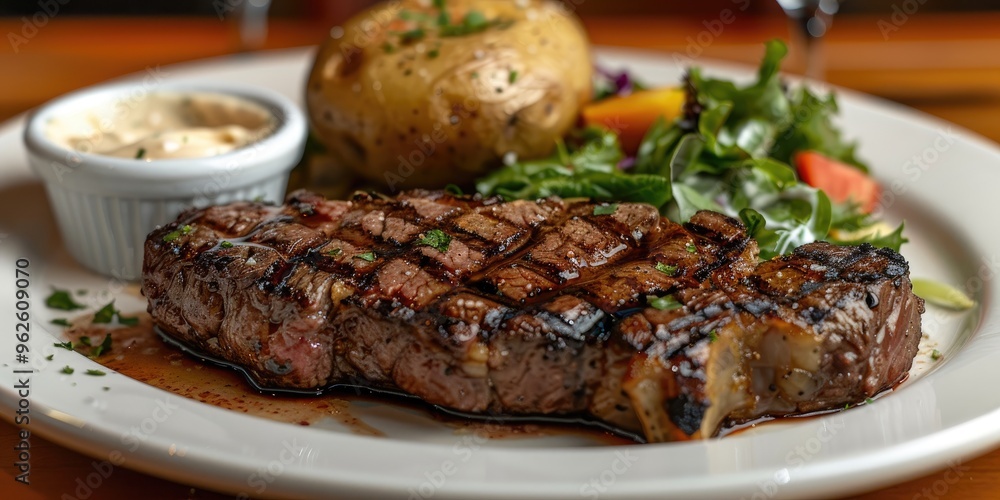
[141,190,924,442]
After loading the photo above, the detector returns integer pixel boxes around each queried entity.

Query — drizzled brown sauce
[65,313,634,446]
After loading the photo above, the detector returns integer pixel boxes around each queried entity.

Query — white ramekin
[24,80,306,280]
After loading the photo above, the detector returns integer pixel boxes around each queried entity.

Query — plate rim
[1,46,999,499]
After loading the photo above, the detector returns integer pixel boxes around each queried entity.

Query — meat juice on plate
[65,314,634,446]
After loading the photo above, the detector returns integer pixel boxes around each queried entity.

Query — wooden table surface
[2,12,1000,500]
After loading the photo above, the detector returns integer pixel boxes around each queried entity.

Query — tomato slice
[794,151,881,213]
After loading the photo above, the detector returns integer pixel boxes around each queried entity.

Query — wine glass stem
[790,15,826,81]
[237,0,272,52]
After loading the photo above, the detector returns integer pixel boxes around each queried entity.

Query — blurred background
[3,0,1000,140]
[3,2,1000,499]
[3,0,998,16]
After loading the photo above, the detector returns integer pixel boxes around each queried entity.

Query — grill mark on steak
[142,191,923,442]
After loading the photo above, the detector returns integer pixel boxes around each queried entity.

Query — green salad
[476,40,905,260]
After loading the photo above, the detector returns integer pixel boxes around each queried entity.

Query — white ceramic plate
[1,47,999,499]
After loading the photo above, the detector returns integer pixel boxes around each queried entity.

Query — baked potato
[306,0,592,190]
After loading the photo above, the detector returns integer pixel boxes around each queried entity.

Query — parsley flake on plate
[91,334,113,357]
[46,288,85,311]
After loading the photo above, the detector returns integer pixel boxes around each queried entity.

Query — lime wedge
[911,278,976,310]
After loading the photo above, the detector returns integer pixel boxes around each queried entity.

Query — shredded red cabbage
[594,65,645,100]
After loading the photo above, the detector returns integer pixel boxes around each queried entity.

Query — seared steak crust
[142,190,923,442]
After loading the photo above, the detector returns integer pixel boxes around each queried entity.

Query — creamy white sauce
[45,92,275,161]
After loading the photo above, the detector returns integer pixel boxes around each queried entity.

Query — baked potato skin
[306,0,592,190]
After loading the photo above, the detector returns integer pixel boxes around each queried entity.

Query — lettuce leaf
[476,40,902,259]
